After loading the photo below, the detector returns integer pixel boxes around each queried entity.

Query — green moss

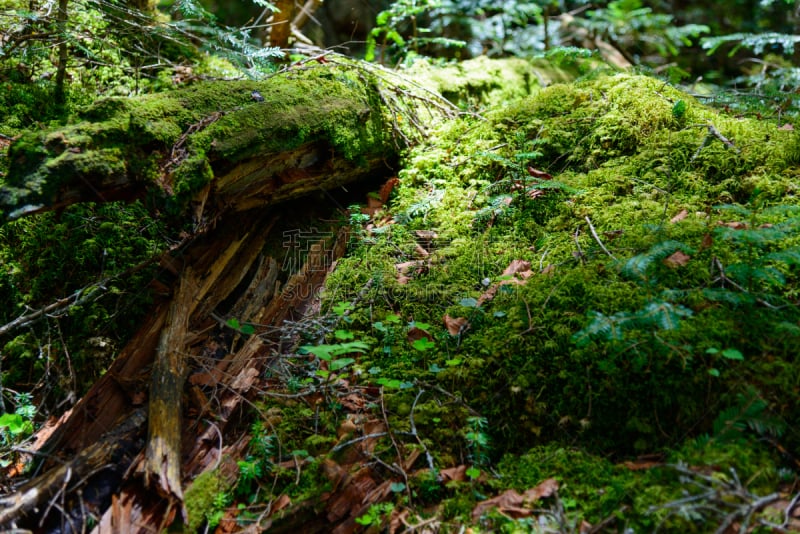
[324,69,800,464]
[183,469,228,533]
[2,65,393,221]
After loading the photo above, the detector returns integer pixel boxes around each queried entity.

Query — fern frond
[635,300,693,331]
[622,240,693,283]
[702,32,800,56]
[572,311,627,347]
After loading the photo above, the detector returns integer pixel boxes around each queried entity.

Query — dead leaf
[541,264,556,276]
[367,196,383,209]
[522,477,558,503]
[397,274,410,285]
[472,478,558,520]
[389,508,410,534]
[440,465,467,483]
[444,314,469,335]
[379,176,400,203]
[407,326,432,343]
[502,259,532,278]
[337,417,358,439]
[414,244,430,258]
[663,250,691,268]
[527,188,546,199]
[701,233,713,249]
[477,285,498,306]
[395,261,420,274]
[669,209,689,223]
[271,494,291,515]
[527,167,552,180]
[621,459,663,470]
[719,221,747,229]
[778,123,794,131]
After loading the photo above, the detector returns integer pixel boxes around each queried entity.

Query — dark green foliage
[0,201,168,401]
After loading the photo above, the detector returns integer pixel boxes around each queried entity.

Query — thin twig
[585,216,616,260]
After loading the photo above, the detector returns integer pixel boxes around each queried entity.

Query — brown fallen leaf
[502,259,532,277]
[719,221,747,229]
[701,233,713,249]
[407,326,432,343]
[527,167,552,180]
[669,209,689,223]
[522,477,558,503]
[663,250,691,268]
[271,494,292,515]
[440,465,467,483]
[778,123,794,131]
[472,478,559,520]
[444,314,469,336]
[379,176,400,203]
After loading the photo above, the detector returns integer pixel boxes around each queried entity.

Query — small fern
[711,387,784,443]
[621,240,694,284]
[573,299,692,346]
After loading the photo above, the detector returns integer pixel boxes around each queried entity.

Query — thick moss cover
[0,64,391,220]
[325,71,800,455]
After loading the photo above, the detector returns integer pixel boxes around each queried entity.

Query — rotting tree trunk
[0,59,399,224]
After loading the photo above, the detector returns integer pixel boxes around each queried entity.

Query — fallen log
[0,61,396,223]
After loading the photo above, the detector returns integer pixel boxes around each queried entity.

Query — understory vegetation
[2,0,800,532]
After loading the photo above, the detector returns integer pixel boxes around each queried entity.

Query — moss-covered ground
[220,67,800,531]
[3,57,800,532]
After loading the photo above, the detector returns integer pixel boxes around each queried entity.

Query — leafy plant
[365,0,464,64]
[355,501,395,527]
[235,420,276,497]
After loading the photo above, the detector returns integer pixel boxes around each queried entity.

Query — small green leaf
[331,357,355,371]
[721,348,744,361]
[385,314,401,324]
[672,99,687,119]
[466,466,481,480]
[412,338,436,351]
[226,317,241,330]
[705,347,720,355]
[334,329,354,340]
[445,358,462,366]
[376,377,402,388]
[493,311,507,318]
[390,482,406,493]
[240,324,255,335]
[460,297,479,308]
[708,368,720,377]
[332,301,353,316]
[429,363,443,373]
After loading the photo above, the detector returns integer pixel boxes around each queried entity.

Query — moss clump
[405,56,585,110]
[183,469,229,532]
[323,69,800,463]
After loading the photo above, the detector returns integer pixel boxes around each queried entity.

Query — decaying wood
[144,268,195,504]
[0,408,147,529]
[0,213,351,530]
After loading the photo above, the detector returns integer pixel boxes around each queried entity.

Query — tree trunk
[54,0,68,105]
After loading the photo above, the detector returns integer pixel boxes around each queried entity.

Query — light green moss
[2,65,393,221]
[182,468,228,532]
[324,70,800,460]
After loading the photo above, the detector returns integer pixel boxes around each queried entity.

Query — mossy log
[0,64,394,223]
